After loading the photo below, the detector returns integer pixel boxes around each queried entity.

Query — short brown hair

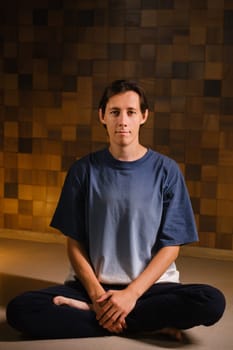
[98,79,149,115]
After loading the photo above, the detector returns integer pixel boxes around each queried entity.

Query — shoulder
[147,150,185,193]
[67,148,107,176]
[148,149,180,173]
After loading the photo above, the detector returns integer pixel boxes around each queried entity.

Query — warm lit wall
[0,0,232,250]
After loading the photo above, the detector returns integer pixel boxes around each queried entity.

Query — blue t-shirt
[51,148,198,284]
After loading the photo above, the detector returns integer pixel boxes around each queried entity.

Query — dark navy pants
[6,281,226,339]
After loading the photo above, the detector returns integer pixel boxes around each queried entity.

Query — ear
[140,109,149,125]
[99,108,106,125]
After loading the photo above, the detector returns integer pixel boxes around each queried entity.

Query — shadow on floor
[0,273,57,307]
[0,273,57,341]
[124,331,197,348]
[0,322,197,347]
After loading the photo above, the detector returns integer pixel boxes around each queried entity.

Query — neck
[109,144,147,161]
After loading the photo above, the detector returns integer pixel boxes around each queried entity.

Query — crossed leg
[6,282,225,340]
[53,295,183,341]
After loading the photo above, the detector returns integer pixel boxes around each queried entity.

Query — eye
[127,110,136,116]
[110,110,120,117]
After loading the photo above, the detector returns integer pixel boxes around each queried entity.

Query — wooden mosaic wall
[0,0,232,251]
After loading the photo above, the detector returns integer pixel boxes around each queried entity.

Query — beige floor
[0,237,232,350]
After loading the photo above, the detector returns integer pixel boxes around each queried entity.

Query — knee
[202,285,226,326]
[6,291,39,332]
[6,295,25,331]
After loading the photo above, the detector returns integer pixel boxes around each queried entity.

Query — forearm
[96,246,180,332]
[126,245,180,299]
[67,237,123,333]
[67,237,105,302]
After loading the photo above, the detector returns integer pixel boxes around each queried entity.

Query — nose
[118,111,128,126]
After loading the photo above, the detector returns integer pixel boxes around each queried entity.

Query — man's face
[99,91,148,148]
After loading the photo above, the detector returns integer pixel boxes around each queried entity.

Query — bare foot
[158,327,183,341]
[53,296,93,311]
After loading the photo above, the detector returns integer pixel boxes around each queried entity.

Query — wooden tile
[202,148,219,164]
[18,154,32,169]
[190,27,206,45]
[4,43,18,58]
[19,199,33,215]
[18,169,32,184]
[92,125,108,143]
[217,217,233,234]
[171,80,187,96]
[186,181,201,197]
[217,184,233,200]
[47,186,61,203]
[3,198,18,214]
[200,198,217,215]
[198,232,216,248]
[18,184,32,200]
[4,152,17,168]
[46,201,57,217]
[4,74,18,89]
[201,182,217,198]
[187,97,204,113]
[201,131,219,148]
[32,186,47,201]
[217,199,233,216]
[4,138,18,152]
[33,200,46,216]
[32,216,47,232]
[4,168,18,183]
[4,214,19,229]
[172,45,189,61]
[206,45,223,62]
[199,215,216,231]
[216,232,233,249]
[201,165,218,181]
[170,113,186,130]
[18,215,33,230]
[219,149,233,166]
[154,97,171,112]
[203,114,219,131]
[141,10,157,27]
[0,153,3,167]
[205,62,223,79]
[4,122,18,137]
[157,45,172,62]
[186,148,202,164]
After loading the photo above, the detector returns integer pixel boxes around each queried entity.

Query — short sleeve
[157,160,198,249]
[50,162,87,242]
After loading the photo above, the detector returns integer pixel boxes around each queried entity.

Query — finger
[104,323,123,334]
[96,295,118,320]
[96,303,113,321]
[100,311,126,333]
[108,320,125,334]
[119,317,127,329]
[98,308,119,326]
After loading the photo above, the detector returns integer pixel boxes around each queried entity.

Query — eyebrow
[109,107,137,110]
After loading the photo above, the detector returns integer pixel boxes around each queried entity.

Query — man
[7,80,225,340]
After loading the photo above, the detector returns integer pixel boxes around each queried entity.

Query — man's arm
[96,245,180,329]
[67,237,105,302]
[128,245,180,298]
[66,237,126,333]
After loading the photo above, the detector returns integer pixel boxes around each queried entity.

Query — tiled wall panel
[0,0,232,250]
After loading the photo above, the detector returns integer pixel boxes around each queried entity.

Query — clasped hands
[93,289,137,334]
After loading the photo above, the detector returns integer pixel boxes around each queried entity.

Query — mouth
[115,130,130,135]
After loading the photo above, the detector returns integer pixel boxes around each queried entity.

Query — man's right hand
[92,293,127,334]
